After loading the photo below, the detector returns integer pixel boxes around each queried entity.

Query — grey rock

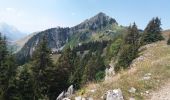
[89,89,96,93]
[82,97,86,100]
[106,88,124,100]
[56,85,74,100]
[65,85,74,97]
[62,98,71,100]
[128,87,136,94]
[56,91,65,100]
[75,96,82,100]
[105,61,115,81]
[129,97,135,100]
[142,73,152,80]
[88,97,93,100]
[143,76,151,80]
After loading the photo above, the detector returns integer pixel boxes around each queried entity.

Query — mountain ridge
[15,12,125,64]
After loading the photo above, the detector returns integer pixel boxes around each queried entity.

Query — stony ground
[150,80,170,100]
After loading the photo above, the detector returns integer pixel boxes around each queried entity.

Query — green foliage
[167,35,170,45]
[31,35,54,99]
[82,55,105,83]
[141,17,164,45]
[95,71,105,81]
[115,45,137,71]
[115,23,140,71]
[18,66,35,100]
[105,35,123,64]
[0,33,18,100]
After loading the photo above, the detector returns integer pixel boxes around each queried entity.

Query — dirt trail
[150,80,170,100]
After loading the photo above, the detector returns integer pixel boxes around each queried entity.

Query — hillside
[71,39,170,100]
[15,32,38,51]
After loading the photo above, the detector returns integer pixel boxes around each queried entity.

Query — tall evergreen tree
[18,66,35,100]
[0,33,17,100]
[32,35,53,99]
[116,23,140,71]
[167,35,170,45]
[124,23,140,56]
[141,17,164,45]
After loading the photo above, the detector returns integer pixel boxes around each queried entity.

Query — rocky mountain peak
[73,12,117,31]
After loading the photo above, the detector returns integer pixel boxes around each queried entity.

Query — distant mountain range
[16,12,127,64]
[0,23,27,41]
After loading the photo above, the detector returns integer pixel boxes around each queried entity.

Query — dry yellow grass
[73,40,170,100]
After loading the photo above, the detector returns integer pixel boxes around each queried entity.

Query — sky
[0,0,169,33]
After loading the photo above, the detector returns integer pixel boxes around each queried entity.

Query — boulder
[88,97,93,100]
[75,96,82,100]
[141,73,152,80]
[106,88,124,100]
[128,87,136,94]
[56,85,74,100]
[56,91,65,100]
[82,97,86,100]
[89,89,96,93]
[105,65,115,80]
[62,98,71,100]
[65,85,74,97]
[129,97,135,100]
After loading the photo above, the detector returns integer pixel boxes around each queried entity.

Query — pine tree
[32,35,53,99]
[141,17,164,45]
[18,66,35,100]
[124,23,140,57]
[0,33,17,99]
[167,35,170,45]
[116,23,140,71]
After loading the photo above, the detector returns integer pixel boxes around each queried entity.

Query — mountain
[0,23,27,41]
[16,12,126,64]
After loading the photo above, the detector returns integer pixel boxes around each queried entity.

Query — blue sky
[0,0,169,33]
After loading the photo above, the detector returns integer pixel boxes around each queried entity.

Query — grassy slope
[65,24,126,49]
[72,33,170,100]
[15,32,38,51]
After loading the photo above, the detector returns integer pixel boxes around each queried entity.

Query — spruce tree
[18,66,34,100]
[32,35,53,99]
[142,17,164,45]
[0,33,17,99]
[167,35,170,45]
[116,23,140,71]
[124,23,140,56]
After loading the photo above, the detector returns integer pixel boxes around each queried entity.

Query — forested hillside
[0,13,168,100]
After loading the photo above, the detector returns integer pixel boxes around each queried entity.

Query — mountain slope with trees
[15,12,126,65]
[0,12,169,100]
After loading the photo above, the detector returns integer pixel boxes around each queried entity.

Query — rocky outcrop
[62,98,71,100]
[73,12,117,31]
[56,91,65,100]
[105,89,124,100]
[56,85,74,100]
[128,87,136,94]
[105,60,115,81]
[16,27,70,64]
[65,85,74,97]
